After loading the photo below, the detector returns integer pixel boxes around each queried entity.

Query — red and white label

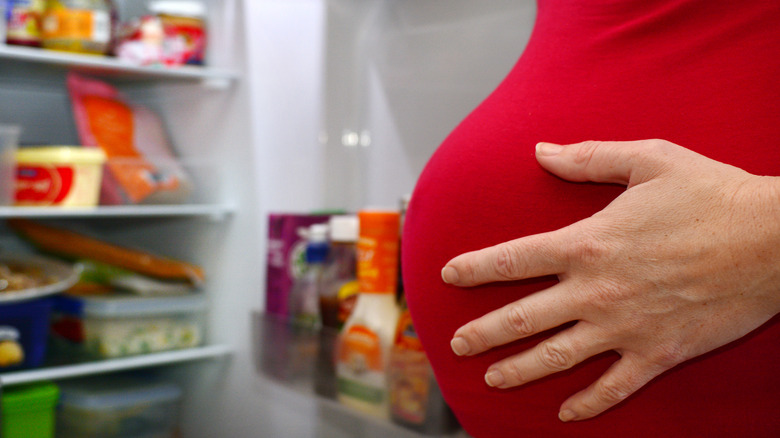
[15,165,75,205]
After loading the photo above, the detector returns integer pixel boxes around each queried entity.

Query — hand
[442,140,780,422]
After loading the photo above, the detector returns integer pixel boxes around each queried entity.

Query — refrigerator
[0,0,536,436]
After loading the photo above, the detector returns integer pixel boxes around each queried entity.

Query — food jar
[148,0,206,65]
[5,0,46,47]
[14,146,106,207]
[41,0,116,55]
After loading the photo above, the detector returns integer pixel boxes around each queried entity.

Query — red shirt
[403,1,780,436]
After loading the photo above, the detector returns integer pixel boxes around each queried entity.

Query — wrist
[760,176,780,313]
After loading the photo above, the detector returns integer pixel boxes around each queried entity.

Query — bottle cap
[308,224,329,243]
[356,210,400,294]
[358,210,400,239]
[329,215,358,243]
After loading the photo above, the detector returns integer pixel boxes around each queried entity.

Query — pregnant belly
[402,129,780,437]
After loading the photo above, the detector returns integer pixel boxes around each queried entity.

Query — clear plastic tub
[0,124,21,205]
[50,293,207,359]
[57,375,182,438]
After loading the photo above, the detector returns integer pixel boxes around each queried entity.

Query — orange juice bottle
[336,210,401,418]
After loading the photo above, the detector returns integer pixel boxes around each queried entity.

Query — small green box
[1,382,59,438]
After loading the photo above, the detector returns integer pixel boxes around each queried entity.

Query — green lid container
[1,382,59,438]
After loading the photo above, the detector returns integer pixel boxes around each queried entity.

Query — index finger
[442,227,573,287]
[451,282,578,357]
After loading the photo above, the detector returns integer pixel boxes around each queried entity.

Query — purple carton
[266,213,331,317]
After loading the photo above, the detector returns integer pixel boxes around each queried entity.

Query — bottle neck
[329,242,356,258]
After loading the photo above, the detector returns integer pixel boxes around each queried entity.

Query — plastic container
[1,381,59,438]
[50,293,206,359]
[57,375,182,438]
[14,146,106,207]
[0,297,53,370]
[0,124,21,205]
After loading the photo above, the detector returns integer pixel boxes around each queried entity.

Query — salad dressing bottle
[336,210,401,418]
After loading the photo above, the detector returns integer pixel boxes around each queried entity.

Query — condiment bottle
[315,214,358,398]
[319,215,358,329]
[287,223,329,329]
[388,299,459,434]
[336,210,401,418]
[387,193,458,433]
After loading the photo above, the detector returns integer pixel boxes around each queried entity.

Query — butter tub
[15,146,106,207]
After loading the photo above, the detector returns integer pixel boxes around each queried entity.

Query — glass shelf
[0,203,237,221]
[0,344,232,386]
[0,156,235,220]
[0,44,238,83]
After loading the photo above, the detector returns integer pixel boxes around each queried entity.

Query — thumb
[535,140,677,187]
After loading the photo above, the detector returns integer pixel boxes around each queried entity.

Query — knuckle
[458,261,478,284]
[649,342,687,368]
[595,379,631,405]
[537,341,575,371]
[467,323,495,351]
[588,281,623,306]
[503,359,528,384]
[574,140,603,166]
[637,139,675,169]
[504,303,535,337]
[576,398,604,417]
[645,138,671,151]
[493,244,524,280]
[566,236,608,265]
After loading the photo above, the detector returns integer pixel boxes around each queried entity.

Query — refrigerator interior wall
[252,0,536,214]
[247,0,535,437]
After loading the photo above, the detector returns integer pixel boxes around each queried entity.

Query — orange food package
[67,72,190,205]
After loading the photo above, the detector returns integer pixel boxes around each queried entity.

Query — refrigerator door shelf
[0,45,238,83]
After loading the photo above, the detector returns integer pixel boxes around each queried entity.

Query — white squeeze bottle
[336,210,401,418]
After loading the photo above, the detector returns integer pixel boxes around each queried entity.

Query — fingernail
[558,409,578,422]
[485,369,505,387]
[536,142,563,156]
[451,337,470,356]
[441,266,459,284]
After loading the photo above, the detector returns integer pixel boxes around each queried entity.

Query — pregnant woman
[402,1,779,437]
